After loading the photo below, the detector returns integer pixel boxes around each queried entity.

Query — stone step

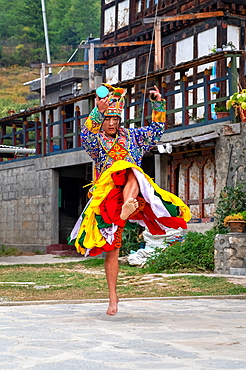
[229,267,246,276]
[48,250,82,257]
[243,258,246,268]
[46,244,81,257]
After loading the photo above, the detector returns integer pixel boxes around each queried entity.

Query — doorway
[58,163,92,243]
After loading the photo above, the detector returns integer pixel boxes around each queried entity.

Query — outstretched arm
[132,86,166,152]
[80,97,109,158]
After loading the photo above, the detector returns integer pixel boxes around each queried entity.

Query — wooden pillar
[125,87,131,129]
[184,166,189,207]
[162,81,168,128]
[60,110,67,151]
[0,126,6,162]
[170,161,175,194]
[142,87,148,126]
[23,120,29,157]
[204,69,212,121]
[48,109,54,153]
[11,123,17,147]
[199,163,204,219]
[181,75,189,126]
[75,106,81,148]
[228,55,239,123]
[35,117,41,155]
[41,111,46,157]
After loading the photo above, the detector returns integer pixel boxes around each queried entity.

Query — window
[136,0,141,12]
[162,44,172,69]
[138,52,154,76]
[146,0,150,8]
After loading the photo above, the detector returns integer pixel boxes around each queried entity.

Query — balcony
[0,50,243,162]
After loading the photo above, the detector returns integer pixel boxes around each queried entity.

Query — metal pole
[0,146,36,154]
[41,0,52,75]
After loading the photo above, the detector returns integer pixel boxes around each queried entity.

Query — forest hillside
[0,0,101,66]
[0,0,101,117]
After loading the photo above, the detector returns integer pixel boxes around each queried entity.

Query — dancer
[69,84,191,315]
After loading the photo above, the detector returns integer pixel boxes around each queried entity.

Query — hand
[149,85,162,102]
[96,96,109,113]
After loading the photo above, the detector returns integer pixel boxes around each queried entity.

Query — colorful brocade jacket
[80,100,166,180]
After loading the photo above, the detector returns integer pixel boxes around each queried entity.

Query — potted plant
[227,89,246,122]
[223,211,246,233]
[188,113,198,125]
[214,103,230,119]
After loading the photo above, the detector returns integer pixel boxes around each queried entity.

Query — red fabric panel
[111,169,127,186]
[89,242,116,256]
[129,202,187,233]
[158,216,187,229]
[99,169,127,228]
[100,188,126,228]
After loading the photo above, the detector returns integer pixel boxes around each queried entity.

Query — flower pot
[228,220,246,233]
[239,107,246,123]
[216,112,230,119]
[189,119,196,125]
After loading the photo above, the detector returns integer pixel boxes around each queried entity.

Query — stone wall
[0,150,91,252]
[215,122,246,191]
[214,234,246,275]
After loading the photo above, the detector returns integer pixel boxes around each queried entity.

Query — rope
[141,1,159,126]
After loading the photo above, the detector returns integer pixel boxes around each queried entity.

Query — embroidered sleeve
[80,107,104,159]
[84,107,105,134]
[151,99,166,123]
[131,100,166,153]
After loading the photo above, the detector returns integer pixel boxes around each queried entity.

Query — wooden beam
[31,60,107,68]
[154,20,161,70]
[78,41,153,48]
[89,43,95,92]
[143,11,224,23]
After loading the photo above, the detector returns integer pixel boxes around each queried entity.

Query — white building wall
[227,25,240,49]
[227,25,240,68]
[121,58,136,81]
[117,0,129,29]
[104,6,115,34]
[176,36,194,64]
[105,65,119,85]
[197,27,217,72]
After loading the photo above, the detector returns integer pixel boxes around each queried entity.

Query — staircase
[46,244,82,257]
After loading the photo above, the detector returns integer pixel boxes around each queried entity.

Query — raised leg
[104,247,120,315]
[120,169,139,220]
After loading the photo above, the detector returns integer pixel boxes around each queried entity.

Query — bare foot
[106,297,119,316]
[120,197,138,220]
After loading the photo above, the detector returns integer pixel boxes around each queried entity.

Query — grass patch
[0,260,245,302]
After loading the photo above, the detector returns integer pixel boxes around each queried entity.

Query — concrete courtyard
[0,297,245,369]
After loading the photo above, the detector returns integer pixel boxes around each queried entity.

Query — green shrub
[0,245,22,256]
[120,225,143,257]
[215,184,246,233]
[146,229,217,273]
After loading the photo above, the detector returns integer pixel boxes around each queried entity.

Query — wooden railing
[0,51,242,161]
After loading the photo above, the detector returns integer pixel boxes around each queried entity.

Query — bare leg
[104,248,120,316]
[120,169,139,220]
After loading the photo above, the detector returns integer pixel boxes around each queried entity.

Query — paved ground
[0,255,246,369]
[0,254,86,265]
[0,298,246,369]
